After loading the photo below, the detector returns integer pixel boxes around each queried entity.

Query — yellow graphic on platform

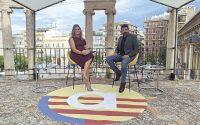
[39,84,148,125]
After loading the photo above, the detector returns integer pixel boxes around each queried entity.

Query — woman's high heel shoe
[85,84,93,91]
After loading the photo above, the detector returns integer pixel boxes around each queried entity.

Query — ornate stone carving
[105,9,116,15]
[0,8,12,13]
[83,9,95,16]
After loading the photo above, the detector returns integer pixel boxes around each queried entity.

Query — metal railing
[0,48,114,79]
[0,47,199,80]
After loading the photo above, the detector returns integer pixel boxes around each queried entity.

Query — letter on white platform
[67,92,116,110]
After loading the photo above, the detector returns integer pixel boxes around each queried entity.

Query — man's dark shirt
[115,33,139,58]
[120,36,127,55]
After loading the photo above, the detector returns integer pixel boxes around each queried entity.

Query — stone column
[197,53,200,80]
[105,9,116,78]
[183,44,188,79]
[194,52,198,80]
[187,44,193,80]
[25,9,35,79]
[166,9,176,71]
[0,12,3,56]
[105,9,116,56]
[1,8,16,79]
[83,9,95,49]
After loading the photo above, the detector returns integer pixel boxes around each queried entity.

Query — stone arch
[83,0,116,55]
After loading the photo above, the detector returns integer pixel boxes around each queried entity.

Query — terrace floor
[0,77,200,125]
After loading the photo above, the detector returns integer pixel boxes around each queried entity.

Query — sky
[11,0,200,35]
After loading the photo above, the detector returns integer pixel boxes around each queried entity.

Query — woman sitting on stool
[68,24,94,91]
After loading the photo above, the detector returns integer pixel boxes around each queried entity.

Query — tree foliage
[0,56,4,71]
[14,55,28,71]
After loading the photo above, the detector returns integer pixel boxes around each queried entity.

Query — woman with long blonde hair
[68,24,94,91]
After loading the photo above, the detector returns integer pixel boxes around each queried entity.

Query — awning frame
[12,0,66,11]
[150,0,195,9]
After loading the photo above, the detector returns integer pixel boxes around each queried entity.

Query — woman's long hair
[71,24,83,39]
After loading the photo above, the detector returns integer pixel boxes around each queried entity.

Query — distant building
[13,31,26,48]
[177,11,200,80]
[144,5,198,65]
[178,5,198,30]
[12,27,70,66]
[96,21,143,63]
[36,28,48,48]
[137,30,145,64]
[113,21,137,47]
[100,21,138,48]
[93,30,105,48]
[144,12,169,64]
[37,28,70,66]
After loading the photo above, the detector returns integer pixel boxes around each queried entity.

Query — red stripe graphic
[50,96,68,99]
[85,119,114,125]
[117,104,147,109]
[117,98,148,102]
[49,96,148,102]
[48,101,147,109]
[53,109,140,117]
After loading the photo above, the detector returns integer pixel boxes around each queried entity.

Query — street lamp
[150,0,195,79]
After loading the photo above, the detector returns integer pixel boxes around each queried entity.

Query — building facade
[12,27,70,66]
[113,21,137,47]
[144,12,169,65]
[166,6,198,70]
[177,12,200,80]
[100,21,138,48]
[97,21,143,63]
[13,31,26,48]
[36,28,70,66]
[137,31,145,64]
[93,30,105,48]
[178,5,198,30]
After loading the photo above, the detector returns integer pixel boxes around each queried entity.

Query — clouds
[36,0,85,33]
[11,9,26,34]
[11,0,200,34]
[116,0,136,14]
[115,0,168,29]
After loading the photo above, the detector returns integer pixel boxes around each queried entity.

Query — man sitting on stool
[106,24,139,93]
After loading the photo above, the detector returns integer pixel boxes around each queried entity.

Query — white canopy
[150,0,194,8]
[12,0,66,11]
[13,0,195,11]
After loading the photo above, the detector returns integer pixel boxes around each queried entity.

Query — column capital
[105,9,116,15]
[0,8,12,13]
[24,9,36,15]
[83,9,95,16]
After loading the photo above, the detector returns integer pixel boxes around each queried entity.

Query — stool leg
[81,69,83,82]
[66,65,70,85]
[134,65,140,91]
[89,72,91,82]
[128,66,131,92]
[73,65,75,89]
[112,73,115,88]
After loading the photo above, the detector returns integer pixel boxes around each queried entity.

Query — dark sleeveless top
[70,37,94,69]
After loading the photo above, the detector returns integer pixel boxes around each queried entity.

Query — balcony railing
[0,48,115,79]
[0,47,199,80]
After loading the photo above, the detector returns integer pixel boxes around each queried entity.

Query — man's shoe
[119,82,126,93]
[114,70,121,81]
